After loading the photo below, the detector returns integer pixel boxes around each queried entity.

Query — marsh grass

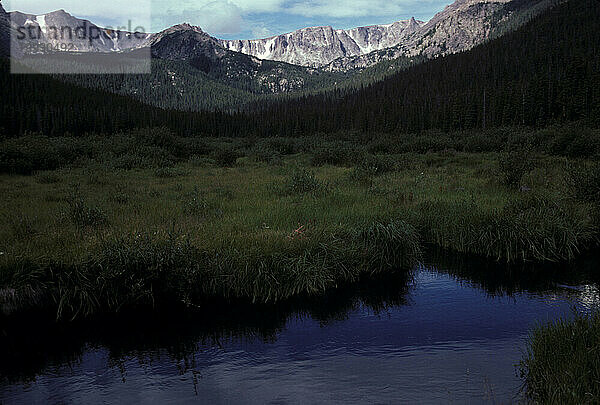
[36,172,61,184]
[415,195,597,262]
[520,311,600,404]
[0,141,598,319]
[6,214,38,240]
[280,168,330,195]
[498,146,535,189]
[65,192,109,228]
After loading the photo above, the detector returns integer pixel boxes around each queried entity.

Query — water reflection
[0,271,413,385]
[0,253,598,404]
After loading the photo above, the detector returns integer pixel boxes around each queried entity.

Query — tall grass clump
[351,154,396,184]
[498,146,534,188]
[567,163,600,204]
[520,311,600,404]
[416,195,596,262]
[358,221,421,272]
[282,168,329,195]
[66,192,108,228]
[53,233,204,319]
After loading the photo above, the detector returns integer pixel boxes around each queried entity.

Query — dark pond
[1,253,599,404]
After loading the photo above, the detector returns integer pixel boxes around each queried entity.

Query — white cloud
[6,0,150,21]
[153,0,287,34]
[5,0,453,37]
[285,0,448,18]
[160,1,244,34]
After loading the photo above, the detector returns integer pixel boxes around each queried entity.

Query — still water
[1,254,598,404]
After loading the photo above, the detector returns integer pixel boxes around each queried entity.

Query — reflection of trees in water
[2,250,598,387]
[427,247,600,298]
[0,270,413,385]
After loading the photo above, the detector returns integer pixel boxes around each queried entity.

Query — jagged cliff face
[219,18,425,68]
[219,0,515,71]
[326,0,513,71]
[412,0,512,57]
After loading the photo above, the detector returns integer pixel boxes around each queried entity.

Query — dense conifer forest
[258,0,600,134]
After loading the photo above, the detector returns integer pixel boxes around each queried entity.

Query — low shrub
[498,147,534,188]
[188,155,216,167]
[0,135,63,174]
[357,154,395,176]
[311,142,358,167]
[212,147,240,167]
[36,172,62,184]
[66,193,109,228]
[154,167,187,178]
[283,169,328,195]
[6,214,38,240]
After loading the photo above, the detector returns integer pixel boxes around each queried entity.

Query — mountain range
[0,0,559,109]
[219,18,425,68]
[4,0,553,70]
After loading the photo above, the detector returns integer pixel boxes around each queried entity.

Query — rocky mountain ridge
[219,17,425,68]
[325,0,515,71]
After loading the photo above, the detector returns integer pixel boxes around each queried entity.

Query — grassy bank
[520,312,600,404]
[0,129,599,318]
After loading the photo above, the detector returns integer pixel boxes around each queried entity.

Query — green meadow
[1,127,598,319]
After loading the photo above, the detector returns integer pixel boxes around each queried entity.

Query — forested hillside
[257,0,600,134]
[0,59,248,137]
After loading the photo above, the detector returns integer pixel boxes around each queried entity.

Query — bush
[188,155,215,167]
[252,145,283,165]
[66,193,108,228]
[7,214,38,240]
[255,138,298,155]
[311,142,358,167]
[498,147,534,188]
[283,169,328,195]
[546,124,600,158]
[0,135,62,174]
[154,167,187,178]
[36,172,62,184]
[213,147,240,167]
[357,154,395,176]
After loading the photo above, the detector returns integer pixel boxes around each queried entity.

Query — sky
[4,0,454,39]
